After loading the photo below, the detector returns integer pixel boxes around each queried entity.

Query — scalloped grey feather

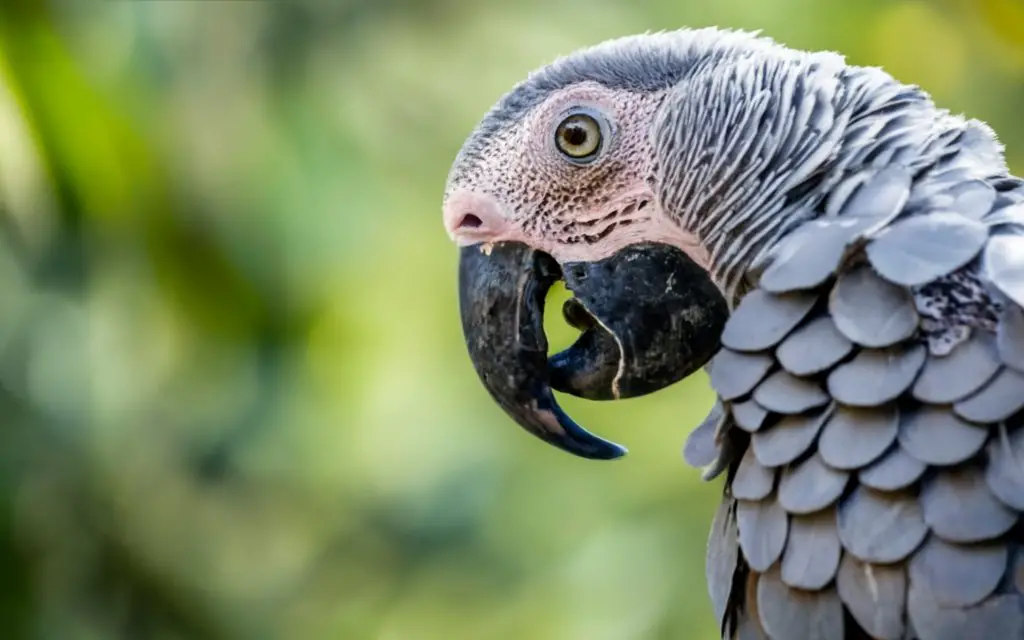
[650,28,1024,640]
[453,26,1024,640]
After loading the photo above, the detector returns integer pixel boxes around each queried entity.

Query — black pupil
[563,121,589,147]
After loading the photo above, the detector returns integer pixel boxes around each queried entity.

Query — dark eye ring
[554,112,604,162]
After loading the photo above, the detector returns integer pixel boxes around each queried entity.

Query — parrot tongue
[458,241,728,461]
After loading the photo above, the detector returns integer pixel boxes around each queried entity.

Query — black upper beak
[458,241,728,460]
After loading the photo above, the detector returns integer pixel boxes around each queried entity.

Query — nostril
[458,213,483,229]
[443,191,510,243]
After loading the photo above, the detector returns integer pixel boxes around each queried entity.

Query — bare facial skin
[443,81,711,269]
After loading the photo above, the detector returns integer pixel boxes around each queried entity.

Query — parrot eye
[554,111,604,162]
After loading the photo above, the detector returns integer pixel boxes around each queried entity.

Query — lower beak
[457,241,728,460]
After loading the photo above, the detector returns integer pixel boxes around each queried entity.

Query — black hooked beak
[457,241,728,460]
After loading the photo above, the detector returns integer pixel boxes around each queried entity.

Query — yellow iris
[555,113,602,159]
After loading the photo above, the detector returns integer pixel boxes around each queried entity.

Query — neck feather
[652,47,957,305]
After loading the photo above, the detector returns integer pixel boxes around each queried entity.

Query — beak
[458,241,728,460]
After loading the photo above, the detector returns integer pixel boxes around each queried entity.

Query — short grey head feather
[449,28,794,183]
[649,37,1009,300]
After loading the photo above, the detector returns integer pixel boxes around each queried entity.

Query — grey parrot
[442,27,1024,639]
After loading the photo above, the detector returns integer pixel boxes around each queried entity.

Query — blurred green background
[0,1,1020,638]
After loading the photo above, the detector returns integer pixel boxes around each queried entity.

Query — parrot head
[443,30,748,460]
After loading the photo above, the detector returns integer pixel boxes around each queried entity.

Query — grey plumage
[445,26,1024,640]
[635,28,1024,640]
[680,58,1024,634]
[449,29,783,187]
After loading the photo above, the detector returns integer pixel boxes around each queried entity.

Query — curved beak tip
[535,395,628,460]
[457,240,727,461]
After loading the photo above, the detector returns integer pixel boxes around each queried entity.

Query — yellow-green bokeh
[0,1,1018,639]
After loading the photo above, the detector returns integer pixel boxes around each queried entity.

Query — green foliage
[0,1,1019,638]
